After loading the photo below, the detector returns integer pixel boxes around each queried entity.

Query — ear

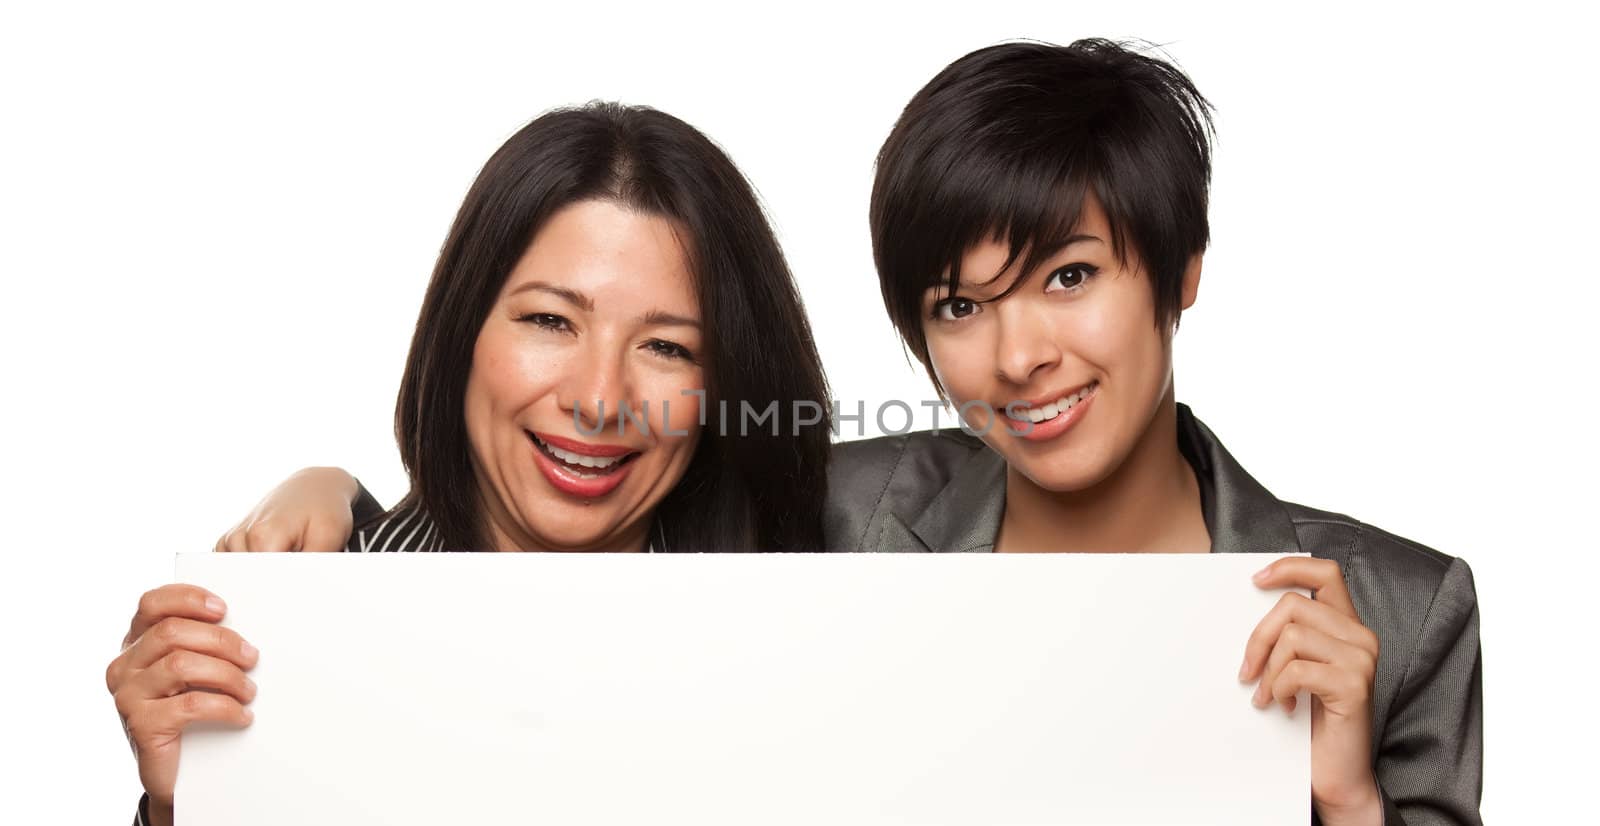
[1179,253,1203,311]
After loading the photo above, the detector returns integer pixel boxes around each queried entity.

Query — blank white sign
[175,552,1308,825]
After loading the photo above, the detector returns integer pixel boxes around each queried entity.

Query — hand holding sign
[105,585,258,826]
[1243,557,1382,825]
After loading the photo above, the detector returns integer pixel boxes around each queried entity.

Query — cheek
[636,364,705,456]
[1090,287,1171,398]
[467,325,563,425]
[1069,311,1127,373]
[927,332,987,404]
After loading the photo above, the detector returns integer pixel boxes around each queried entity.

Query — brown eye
[644,339,695,362]
[1044,264,1097,293]
[934,297,981,321]
[517,312,571,332]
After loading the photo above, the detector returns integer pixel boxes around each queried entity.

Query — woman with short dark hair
[835,39,1480,826]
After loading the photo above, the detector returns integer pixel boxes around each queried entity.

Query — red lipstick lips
[532,431,636,457]
[528,431,641,499]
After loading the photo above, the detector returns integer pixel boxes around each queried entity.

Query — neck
[997,386,1208,554]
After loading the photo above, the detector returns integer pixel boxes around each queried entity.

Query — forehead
[508,199,699,311]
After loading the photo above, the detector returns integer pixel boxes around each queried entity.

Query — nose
[992,300,1061,388]
[554,337,634,437]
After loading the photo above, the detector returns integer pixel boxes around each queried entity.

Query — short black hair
[870,38,1215,392]
[396,102,831,552]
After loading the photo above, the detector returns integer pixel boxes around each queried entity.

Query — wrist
[146,797,175,826]
[1314,779,1383,826]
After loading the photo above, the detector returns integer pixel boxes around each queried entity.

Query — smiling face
[463,199,706,552]
[922,193,1201,494]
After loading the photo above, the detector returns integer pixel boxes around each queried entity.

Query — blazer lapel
[1177,405,1305,557]
[902,445,1008,553]
[887,405,1306,557]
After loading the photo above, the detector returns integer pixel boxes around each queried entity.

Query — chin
[533,522,620,552]
[1016,466,1100,494]
[512,496,622,551]
[1008,447,1117,494]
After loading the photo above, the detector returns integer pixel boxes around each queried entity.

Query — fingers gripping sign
[106,584,259,824]
[1239,557,1383,824]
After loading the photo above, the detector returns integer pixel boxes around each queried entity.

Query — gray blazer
[824,404,1483,825]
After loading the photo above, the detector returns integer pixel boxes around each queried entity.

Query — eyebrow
[641,310,701,329]
[932,233,1107,290]
[508,280,701,328]
[1027,233,1105,261]
[509,280,592,311]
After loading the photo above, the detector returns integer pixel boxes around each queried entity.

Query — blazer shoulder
[1282,501,1481,791]
[1282,500,1478,675]
[1283,500,1461,583]
[824,429,988,550]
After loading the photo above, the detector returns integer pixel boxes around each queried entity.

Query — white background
[2,1,1593,821]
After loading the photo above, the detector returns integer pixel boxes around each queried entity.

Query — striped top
[345,502,659,553]
[347,503,446,553]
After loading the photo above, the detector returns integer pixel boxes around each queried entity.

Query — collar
[896,404,1304,555]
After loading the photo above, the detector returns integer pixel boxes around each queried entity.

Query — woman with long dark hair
[106,101,831,825]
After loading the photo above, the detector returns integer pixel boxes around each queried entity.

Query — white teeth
[539,439,624,469]
[1012,382,1097,424]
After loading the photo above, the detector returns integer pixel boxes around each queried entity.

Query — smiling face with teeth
[462,199,705,552]
[921,193,1201,495]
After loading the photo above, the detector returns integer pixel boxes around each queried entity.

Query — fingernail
[245,676,257,694]
[1238,655,1250,682]
[240,639,258,660]
[242,707,255,724]
[1251,566,1271,584]
[205,596,226,615]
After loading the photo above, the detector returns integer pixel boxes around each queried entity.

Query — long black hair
[394,102,831,552]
